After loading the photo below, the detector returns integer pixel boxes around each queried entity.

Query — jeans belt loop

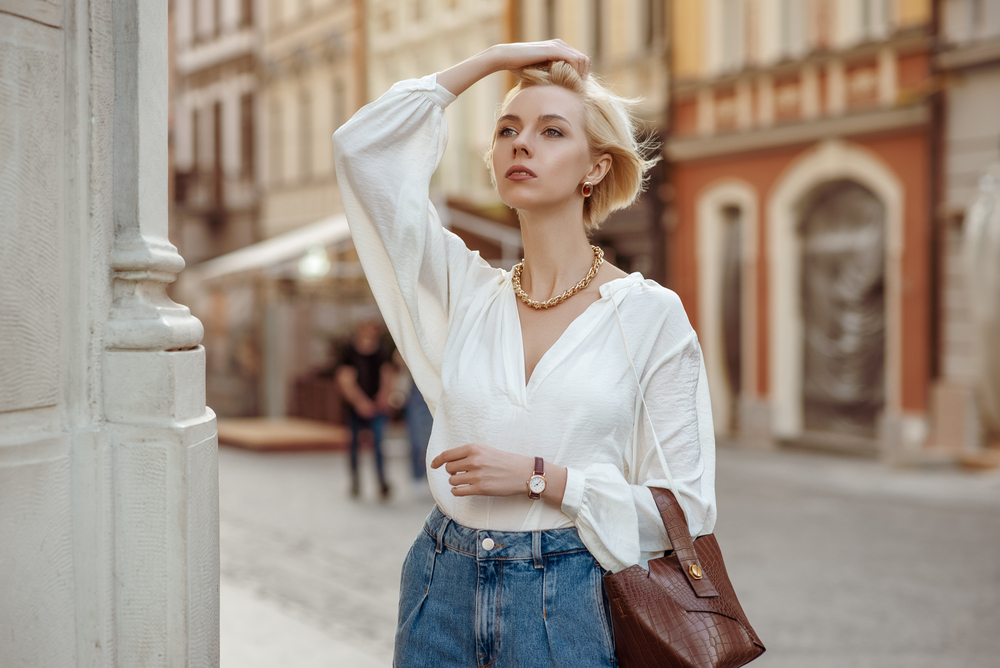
[532,531,543,569]
[435,514,450,554]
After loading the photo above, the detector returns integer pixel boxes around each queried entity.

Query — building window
[240,93,254,180]
[780,0,792,55]
[332,79,346,178]
[644,0,659,50]
[333,79,346,130]
[212,102,223,205]
[545,0,557,39]
[241,0,253,28]
[270,101,283,184]
[299,90,312,181]
[192,106,202,173]
[721,0,745,71]
[592,0,602,59]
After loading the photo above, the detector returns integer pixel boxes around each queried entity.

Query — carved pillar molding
[106,0,202,352]
[103,1,219,666]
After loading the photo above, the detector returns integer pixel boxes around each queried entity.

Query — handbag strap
[649,488,719,597]
[612,298,718,598]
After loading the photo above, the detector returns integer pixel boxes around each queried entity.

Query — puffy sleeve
[333,75,500,415]
[560,293,717,573]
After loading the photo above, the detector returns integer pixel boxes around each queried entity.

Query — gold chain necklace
[512,245,605,310]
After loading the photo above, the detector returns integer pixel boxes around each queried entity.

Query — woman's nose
[511,134,530,156]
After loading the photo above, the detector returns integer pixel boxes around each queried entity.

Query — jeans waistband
[422,505,589,563]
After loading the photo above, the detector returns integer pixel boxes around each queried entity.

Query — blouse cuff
[386,73,457,109]
[560,466,586,520]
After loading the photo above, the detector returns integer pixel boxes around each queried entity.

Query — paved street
[219,432,1000,668]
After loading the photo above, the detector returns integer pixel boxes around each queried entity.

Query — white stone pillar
[0,0,219,665]
[106,0,219,666]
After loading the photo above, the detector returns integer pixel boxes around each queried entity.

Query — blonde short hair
[485,62,658,231]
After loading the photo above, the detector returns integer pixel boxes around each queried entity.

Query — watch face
[528,475,546,494]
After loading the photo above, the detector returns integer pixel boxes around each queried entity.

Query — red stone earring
[582,182,593,197]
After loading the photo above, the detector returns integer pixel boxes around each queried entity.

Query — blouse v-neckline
[502,273,642,405]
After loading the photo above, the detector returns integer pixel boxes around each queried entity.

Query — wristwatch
[527,457,546,500]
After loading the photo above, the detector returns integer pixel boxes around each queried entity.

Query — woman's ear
[585,153,612,185]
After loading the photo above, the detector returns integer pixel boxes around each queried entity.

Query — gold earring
[582,182,593,197]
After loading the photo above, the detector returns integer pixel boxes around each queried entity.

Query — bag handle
[649,488,719,597]
[612,300,717,597]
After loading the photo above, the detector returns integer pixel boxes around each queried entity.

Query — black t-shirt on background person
[339,345,389,419]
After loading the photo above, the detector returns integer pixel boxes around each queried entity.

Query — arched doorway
[768,140,905,448]
[799,180,886,439]
[696,180,759,438]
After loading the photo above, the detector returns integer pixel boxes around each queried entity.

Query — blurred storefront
[666,0,938,459]
[176,205,520,420]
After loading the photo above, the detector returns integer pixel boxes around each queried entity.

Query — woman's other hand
[437,40,590,97]
[491,40,590,79]
[431,444,567,504]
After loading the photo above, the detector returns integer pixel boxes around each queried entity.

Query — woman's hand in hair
[437,40,589,97]
[491,40,590,79]
[431,443,567,505]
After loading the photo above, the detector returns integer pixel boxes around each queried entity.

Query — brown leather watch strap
[534,457,543,476]
[649,487,719,598]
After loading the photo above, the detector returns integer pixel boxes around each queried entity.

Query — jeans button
[482,537,495,551]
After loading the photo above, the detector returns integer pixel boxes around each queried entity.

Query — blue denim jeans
[349,413,387,488]
[394,506,617,668]
[404,389,433,480]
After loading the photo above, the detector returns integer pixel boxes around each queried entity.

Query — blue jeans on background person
[394,506,617,668]
[404,389,433,480]
[348,412,388,498]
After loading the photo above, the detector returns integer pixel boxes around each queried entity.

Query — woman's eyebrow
[497,113,572,126]
[538,114,571,126]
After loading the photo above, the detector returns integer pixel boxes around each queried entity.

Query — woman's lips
[505,165,536,180]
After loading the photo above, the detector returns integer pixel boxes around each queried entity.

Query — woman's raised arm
[436,40,590,97]
[332,42,591,415]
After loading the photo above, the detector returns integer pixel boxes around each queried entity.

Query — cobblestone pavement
[219,433,1000,668]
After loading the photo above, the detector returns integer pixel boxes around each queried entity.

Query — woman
[334,41,716,668]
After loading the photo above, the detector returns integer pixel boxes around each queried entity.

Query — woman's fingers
[500,40,590,79]
[447,470,474,487]
[430,444,471,469]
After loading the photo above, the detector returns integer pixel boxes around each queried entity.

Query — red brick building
[667,0,936,458]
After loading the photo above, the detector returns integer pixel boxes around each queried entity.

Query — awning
[189,213,352,282]
[184,204,523,285]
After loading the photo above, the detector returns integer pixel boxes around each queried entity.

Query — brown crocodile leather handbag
[603,487,765,668]
[607,302,764,667]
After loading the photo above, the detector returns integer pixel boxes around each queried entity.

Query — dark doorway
[799,180,885,438]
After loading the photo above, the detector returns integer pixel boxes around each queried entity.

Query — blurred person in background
[334,41,716,667]
[389,352,434,496]
[336,320,396,500]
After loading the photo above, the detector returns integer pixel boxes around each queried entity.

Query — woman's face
[491,85,597,215]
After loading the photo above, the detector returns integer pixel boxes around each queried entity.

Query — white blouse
[333,74,717,573]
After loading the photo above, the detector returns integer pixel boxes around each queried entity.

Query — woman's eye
[498,127,516,137]
[544,128,563,137]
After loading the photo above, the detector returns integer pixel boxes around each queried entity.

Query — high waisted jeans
[394,506,617,668]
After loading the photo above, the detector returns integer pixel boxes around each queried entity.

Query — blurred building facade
[933,0,1000,455]
[667,0,937,458]
[260,0,365,238]
[171,0,261,265]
